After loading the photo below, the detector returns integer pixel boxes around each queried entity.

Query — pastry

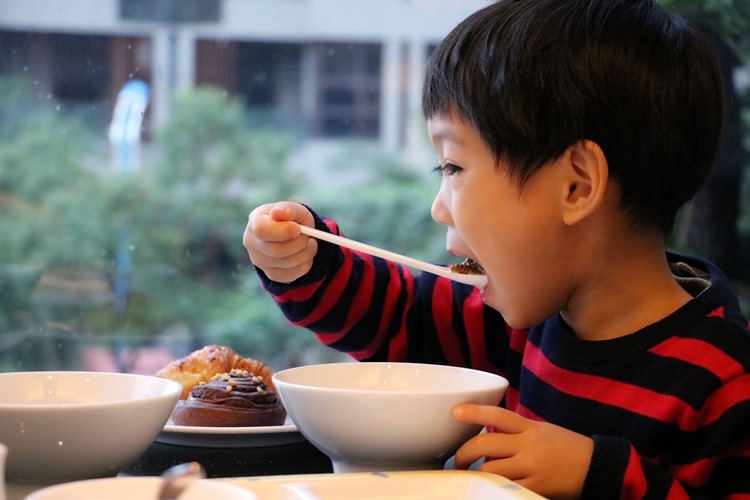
[170,368,286,427]
[156,344,277,400]
[156,345,286,427]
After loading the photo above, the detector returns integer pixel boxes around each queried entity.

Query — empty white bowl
[273,362,508,473]
[0,371,182,485]
[26,476,255,500]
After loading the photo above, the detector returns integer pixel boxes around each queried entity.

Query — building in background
[0,0,493,160]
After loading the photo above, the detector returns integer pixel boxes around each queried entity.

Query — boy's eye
[433,163,462,176]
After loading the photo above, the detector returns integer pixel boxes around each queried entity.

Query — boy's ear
[561,140,609,226]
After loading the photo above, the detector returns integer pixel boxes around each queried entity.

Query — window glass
[0,0,747,375]
[0,0,491,374]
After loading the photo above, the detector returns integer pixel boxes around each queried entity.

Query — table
[122,437,333,477]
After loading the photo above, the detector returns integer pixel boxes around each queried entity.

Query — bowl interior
[273,362,508,394]
[0,371,181,407]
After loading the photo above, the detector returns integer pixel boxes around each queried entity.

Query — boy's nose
[431,187,452,226]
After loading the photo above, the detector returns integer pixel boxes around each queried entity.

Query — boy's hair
[422,0,725,233]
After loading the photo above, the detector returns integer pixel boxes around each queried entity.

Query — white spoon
[298,225,488,288]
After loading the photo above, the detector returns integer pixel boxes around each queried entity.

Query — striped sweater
[257,215,750,499]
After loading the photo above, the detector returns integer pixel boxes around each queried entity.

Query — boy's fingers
[267,202,296,222]
[268,201,314,226]
[453,404,527,434]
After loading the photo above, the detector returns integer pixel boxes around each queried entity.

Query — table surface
[6,436,333,499]
[124,436,333,477]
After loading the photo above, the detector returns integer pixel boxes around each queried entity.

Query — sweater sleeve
[581,435,630,499]
[256,211,509,373]
[581,436,694,499]
[582,375,750,499]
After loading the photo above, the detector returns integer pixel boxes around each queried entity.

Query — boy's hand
[243,201,318,283]
[453,404,593,499]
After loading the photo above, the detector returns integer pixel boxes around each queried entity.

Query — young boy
[244,0,750,497]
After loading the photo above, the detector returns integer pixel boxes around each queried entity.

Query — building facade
[0,0,493,158]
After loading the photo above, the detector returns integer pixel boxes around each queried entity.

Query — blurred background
[0,0,748,374]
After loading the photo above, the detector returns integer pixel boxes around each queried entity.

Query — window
[0,0,493,374]
[316,43,381,138]
[0,0,747,375]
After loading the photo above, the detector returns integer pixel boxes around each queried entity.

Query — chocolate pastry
[170,369,286,427]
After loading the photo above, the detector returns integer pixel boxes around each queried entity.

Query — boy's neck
[560,233,693,342]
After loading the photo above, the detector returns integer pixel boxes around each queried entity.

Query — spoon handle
[298,225,487,288]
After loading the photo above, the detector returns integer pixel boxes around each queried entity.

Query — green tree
[660,0,750,52]
[0,81,450,370]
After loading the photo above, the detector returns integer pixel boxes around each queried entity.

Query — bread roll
[156,344,276,400]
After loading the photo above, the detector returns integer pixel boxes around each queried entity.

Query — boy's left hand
[453,404,593,500]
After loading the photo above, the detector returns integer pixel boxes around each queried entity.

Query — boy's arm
[585,431,750,498]
[256,209,507,372]
[584,376,750,498]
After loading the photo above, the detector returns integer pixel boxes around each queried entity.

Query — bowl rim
[0,370,182,409]
[272,361,509,395]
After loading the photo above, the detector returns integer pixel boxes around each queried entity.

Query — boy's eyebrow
[429,128,461,145]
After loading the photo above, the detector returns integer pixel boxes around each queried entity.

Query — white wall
[0,0,492,40]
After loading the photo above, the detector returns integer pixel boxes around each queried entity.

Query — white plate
[16,471,543,500]
[26,477,254,500]
[232,470,545,499]
[155,416,305,448]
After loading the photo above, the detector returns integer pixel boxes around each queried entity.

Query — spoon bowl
[158,462,206,500]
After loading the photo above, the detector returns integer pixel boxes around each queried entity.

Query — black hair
[422,0,725,233]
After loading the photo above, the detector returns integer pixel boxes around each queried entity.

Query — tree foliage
[660,0,750,41]
[0,81,446,369]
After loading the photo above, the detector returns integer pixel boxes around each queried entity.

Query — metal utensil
[157,462,206,500]
[298,225,488,288]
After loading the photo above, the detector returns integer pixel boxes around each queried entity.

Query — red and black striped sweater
[257,215,750,499]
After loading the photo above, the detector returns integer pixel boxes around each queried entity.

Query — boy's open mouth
[449,258,485,275]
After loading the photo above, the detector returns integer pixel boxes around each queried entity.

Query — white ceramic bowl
[26,476,255,500]
[0,371,182,485]
[273,362,509,473]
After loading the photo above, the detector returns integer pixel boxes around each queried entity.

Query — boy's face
[428,108,574,328]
